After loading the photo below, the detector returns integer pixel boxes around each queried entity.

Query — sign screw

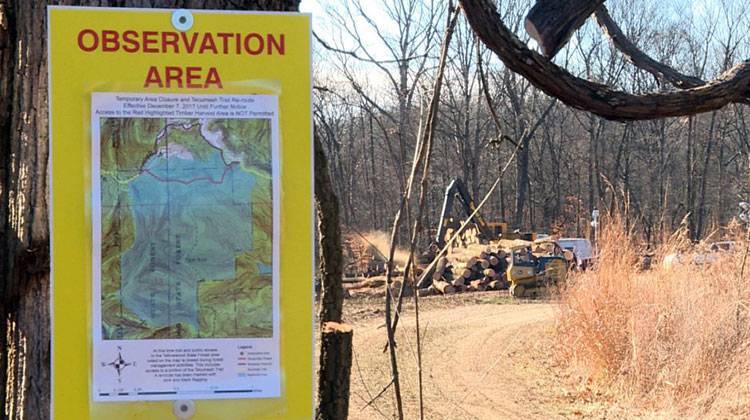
[172,10,194,32]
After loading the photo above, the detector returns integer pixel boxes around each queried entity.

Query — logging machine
[434,178,533,248]
[506,239,569,298]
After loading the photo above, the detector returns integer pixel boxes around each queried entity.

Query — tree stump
[317,322,353,420]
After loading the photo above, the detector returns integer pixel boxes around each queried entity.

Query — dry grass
[555,217,750,416]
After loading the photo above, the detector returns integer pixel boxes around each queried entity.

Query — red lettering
[180,32,199,54]
[122,30,139,53]
[142,31,158,53]
[143,66,163,88]
[216,33,233,54]
[162,32,180,53]
[101,30,120,52]
[198,34,218,54]
[77,29,98,52]
[243,33,264,55]
[205,67,223,89]
[143,66,223,89]
[267,34,285,55]
[185,66,202,89]
[165,66,183,88]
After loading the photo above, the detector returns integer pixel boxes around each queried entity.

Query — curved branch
[593,6,705,90]
[593,5,750,107]
[460,0,750,121]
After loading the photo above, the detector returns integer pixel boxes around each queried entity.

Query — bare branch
[460,0,750,121]
[593,5,706,90]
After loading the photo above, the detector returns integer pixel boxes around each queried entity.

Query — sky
[300,0,746,89]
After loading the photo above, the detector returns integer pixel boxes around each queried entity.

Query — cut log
[454,284,468,293]
[317,322,353,420]
[451,277,466,287]
[483,268,497,278]
[489,256,499,266]
[468,280,487,292]
[525,0,605,58]
[432,257,448,281]
[488,280,501,290]
[479,259,490,269]
[433,280,456,295]
[461,268,473,279]
[364,277,386,288]
[466,257,478,267]
[417,288,435,297]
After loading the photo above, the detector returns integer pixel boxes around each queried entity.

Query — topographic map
[99,117,273,340]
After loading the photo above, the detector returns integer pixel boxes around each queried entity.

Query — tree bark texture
[315,131,344,324]
[460,0,750,121]
[525,0,604,58]
[315,322,352,420]
[0,1,300,419]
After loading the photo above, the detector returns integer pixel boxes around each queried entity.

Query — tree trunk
[314,130,350,418]
[315,132,345,324]
[0,1,302,419]
[316,322,352,420]
[514,135,531,228]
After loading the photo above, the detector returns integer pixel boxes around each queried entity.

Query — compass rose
[101,346,134,382]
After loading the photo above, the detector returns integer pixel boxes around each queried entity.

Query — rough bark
[315,106,348,420]
[460,0,750,121]
[315,131,344,324]
[1,1,52,417]
[0,1,301,419]
[525,0,604,58]
[316,322,352,420]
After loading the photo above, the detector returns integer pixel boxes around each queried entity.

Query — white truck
[557,238,595,270]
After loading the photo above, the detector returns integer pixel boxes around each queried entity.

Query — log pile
[342,233,387,278]
[418,247,510,296]
[442,225,482,251]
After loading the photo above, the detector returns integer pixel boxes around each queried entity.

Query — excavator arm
[435,178,495,247]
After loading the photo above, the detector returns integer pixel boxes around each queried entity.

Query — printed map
[99,117,273,340]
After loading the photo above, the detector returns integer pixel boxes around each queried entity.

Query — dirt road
[347,300,582,419]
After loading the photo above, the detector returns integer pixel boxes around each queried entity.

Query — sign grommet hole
[171,9,194,32]
[172,400,196,418]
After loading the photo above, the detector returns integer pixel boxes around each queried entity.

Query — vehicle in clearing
[557,238,595,270]
[506,239,570,298]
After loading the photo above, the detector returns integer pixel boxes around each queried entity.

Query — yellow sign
[48,7,312,419]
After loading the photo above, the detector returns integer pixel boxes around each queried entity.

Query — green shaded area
[197,252,273,338]
[209,119,271,172]
[99,117,274,340]
[100,118,165,174]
